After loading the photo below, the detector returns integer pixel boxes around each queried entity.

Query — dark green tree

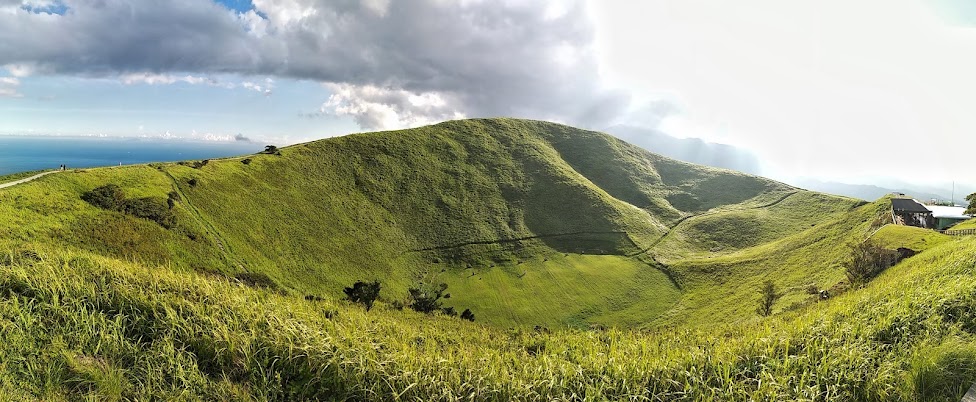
[460,308,475,322]
[966,193,976,215]
[81,184,126,210]
[262,145,279,155]
[756,280,780,317]
[344,280,381,311]
[408,283,448,314]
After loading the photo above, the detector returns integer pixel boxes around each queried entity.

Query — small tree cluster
[408,283,448,313]
[844,239,900,287]
[344,280,381,311]
[967,193,976,215]
[756,280,780,317]
[341,280,475,321]
[82,184,176,228]
[261,145,281,155]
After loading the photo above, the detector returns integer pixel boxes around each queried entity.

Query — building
[891,198,934,228]
[924,205,971,230]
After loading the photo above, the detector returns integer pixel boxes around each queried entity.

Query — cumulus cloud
[120,73,212,86]
[0,0,631,129]
[0,77,22,97]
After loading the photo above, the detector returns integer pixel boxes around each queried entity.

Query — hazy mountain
[603,125,762,175]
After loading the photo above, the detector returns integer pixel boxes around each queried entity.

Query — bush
[187,178,198,187]
[123,197,176,228]
[190,160,209,169]
[461,309,475,322]
[81,184,126,210]
[343,280,381,311]
[82,185,175,228]
[261,145,280,155]
[756,280,780,317]
[441,307,457,317]
[408,283,448,314]
[241,158,252,165]
[844,240,900,287]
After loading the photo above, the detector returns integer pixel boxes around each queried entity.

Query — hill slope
[3,230,976,400]
[0,118,864,328]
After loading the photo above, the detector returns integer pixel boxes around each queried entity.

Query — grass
[870,225,952,252]
[2,118,976,399]
[3,238,976,400]
[0,169,50,183]
[0,118,845,329]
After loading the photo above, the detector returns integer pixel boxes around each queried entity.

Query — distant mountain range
[790,179,957,204]
[603,125,970,204]
[603,125,762,175]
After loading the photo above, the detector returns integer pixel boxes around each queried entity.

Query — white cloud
[241,77,273,95]
[120,73,211,86]
[592,0,976,185]
[319,83,465,130]
[0,77,22,97]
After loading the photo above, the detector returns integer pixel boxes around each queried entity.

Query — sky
[1,0,975,187]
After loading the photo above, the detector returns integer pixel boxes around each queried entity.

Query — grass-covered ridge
[3,237,976,400]
[4,118,976,399]
[0,118,861,328]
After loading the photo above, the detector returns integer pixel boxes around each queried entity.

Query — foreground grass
[3,239,976,400]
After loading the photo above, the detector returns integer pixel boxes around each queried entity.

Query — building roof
[891,198,931,213]
[925,205,971,220]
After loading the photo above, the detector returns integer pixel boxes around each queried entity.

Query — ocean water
[0,136,264,175]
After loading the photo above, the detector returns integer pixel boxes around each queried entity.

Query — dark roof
[891,198,931,213]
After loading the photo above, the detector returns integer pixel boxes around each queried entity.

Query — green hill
[0,118,868,328]
[3,118,976,400]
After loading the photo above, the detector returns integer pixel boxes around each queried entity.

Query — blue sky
[0,73,358,143]
[3,0,976,187]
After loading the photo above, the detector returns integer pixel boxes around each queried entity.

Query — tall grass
[2,238,976,400]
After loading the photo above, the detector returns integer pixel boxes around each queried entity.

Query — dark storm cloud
[0,0,633,129]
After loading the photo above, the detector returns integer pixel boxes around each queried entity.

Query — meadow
[1,118,973,400]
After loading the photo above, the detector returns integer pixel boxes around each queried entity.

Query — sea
[0,136,264,175]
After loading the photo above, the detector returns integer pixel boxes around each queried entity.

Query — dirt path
[0,170,61,190]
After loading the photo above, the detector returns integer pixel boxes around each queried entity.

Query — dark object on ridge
[461,308,475,322]
[897,247,918,260]
[344,280,381,311]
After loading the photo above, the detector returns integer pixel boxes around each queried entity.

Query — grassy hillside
[0,118,862,329]
[3,118,976,399]
[3,237,976,400]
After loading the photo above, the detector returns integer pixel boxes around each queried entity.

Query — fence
[941,228,976,236]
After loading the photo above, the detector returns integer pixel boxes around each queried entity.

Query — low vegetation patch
[81,184,175,228]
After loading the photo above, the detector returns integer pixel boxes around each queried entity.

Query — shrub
[261,145,280,155]
[187,178,198,187]
[343,280,381,311]
[241,158,252,165]
[190,160,209,169]
[81,184,126,210]
[756,280,780,317]
[123,197,176,228]
[408,283,448,314]
[460,309,475,322]
[82,185,175,228]
[441,307,457,317]
[844,240,900,287]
